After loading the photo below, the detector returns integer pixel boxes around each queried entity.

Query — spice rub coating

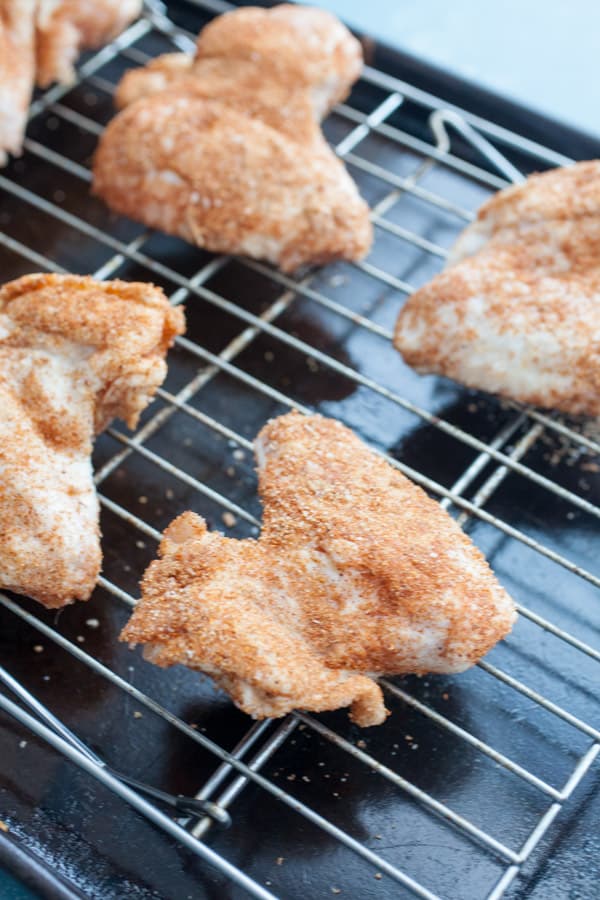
[0,1,36,165]
[115,3,362,143]
[0,0,141,162]
[35,0,142,88]
[94,94,371,272]
[0,273,184,608]
[395,161,600,416]
[122,412,515,726]
[95,4,372,271]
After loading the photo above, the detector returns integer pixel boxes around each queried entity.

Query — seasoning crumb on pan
[133,711,143,719]
[76,635,85,643]
[19,740,27,748]
[581,461,600,472]
[0,820,9,832]
[86,618,100,629]
[33,645,44,653]
[233,448,245,461]
[276,857,285,866]
[222,512,237,528]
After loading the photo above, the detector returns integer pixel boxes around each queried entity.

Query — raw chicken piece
[0,0,141,163]
[36,0,143,86]
[394,161,600,416]
[93,93,372,273]
[0,0,36,165]
[121,413,515,727]
[0,273,184,608]
[115,54,326,149]
[94,4,372,271]
[115,4,362,142]
[195,4,363,117]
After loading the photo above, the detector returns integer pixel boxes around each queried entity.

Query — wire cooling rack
[0,2,599,898]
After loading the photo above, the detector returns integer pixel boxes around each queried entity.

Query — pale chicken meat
[122,413,516,727]
[395,161,600,416]
[0,273,184,608]
[0,0,141,162]
[94,4,372,271]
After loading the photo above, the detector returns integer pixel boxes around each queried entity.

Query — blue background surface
[320,0,600,136]
[1,2,598,898]
[0,870,37,899]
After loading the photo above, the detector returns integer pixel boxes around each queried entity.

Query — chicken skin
[395,161,600,416]
[94,5,372,272]
[0,0,36,165]
[93,94,372,273]
[122,413,516,727]
[35,0,143,87]
[0,273,184,608]
[114,4,362,146]
[0,0,141,163]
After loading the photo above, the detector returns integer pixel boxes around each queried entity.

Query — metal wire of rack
[0,2,598,898]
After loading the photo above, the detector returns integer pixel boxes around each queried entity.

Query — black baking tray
[0,2,599,899]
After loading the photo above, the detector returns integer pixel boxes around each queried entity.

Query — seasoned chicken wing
[93,93,372,273]
[395,161,600,416]
[0,273,184,608]
[115,4,362,143]
[35,0,142,87]
[0,0,141,162]
[122,413,515,727]
[115,55,325,149]
[0,0,36,165]
[94,4,372,271]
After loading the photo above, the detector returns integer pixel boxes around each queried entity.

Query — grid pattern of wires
[0,2,598,899]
